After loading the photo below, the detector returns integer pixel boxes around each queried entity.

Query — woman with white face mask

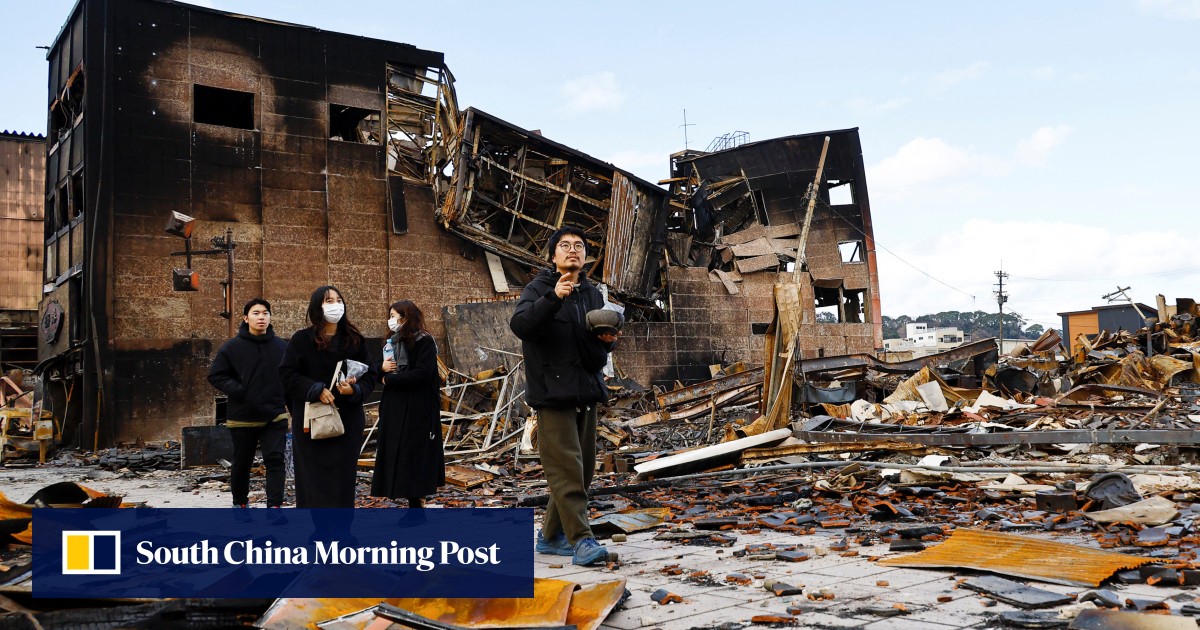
[279,285,378,508]
[370,300,445,511]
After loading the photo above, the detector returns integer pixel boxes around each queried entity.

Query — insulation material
[880,528,1155,587]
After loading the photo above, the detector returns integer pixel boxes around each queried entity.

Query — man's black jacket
[208,322,288,422]
[510,269,613,409]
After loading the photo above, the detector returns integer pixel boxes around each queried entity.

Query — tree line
[878,311,1048,341]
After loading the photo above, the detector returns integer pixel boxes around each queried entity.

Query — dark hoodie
[208,322,289,423]
[510,269,613,408]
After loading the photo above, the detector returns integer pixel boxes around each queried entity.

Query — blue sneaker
[572,537,609,566]
[536,529,573,556]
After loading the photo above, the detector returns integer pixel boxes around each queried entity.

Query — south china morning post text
[133,538,500,572]
[33,508,534,598]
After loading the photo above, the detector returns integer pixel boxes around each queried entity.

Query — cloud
[933,62,987,87]
[1031,66,1056,80]
[559,71,626,115]
[868,137,981,200]
[178,0,219,7]
[1137,0,1200,19]
[875,219,1200,328]
[1015,125,1073,166]
[870,126,1072,199]
[845,96,912,116]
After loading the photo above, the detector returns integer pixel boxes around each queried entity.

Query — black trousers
[229,421,288,507]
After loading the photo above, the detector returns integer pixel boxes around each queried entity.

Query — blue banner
[34,508,534,598]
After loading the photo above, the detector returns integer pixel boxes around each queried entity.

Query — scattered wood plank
[445,464,495,489]
[484,252,509,293]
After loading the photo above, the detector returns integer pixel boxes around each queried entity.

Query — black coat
[370,331,445,500]
[278,327,378,508]
[510,269,612,409]
[207,323,288,422]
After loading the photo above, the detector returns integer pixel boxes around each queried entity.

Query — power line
[819,199,977,301]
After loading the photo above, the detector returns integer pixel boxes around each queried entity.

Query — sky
[2,0,1198,334]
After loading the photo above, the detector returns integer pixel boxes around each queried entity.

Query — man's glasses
[557,241,586,252]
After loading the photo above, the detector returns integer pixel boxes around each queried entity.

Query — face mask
[388,317,401,333]
[322,303,345,324]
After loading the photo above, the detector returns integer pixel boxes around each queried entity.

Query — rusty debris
[6,2,1200,628]
[881,529,1155,587]
[257,577,627,630]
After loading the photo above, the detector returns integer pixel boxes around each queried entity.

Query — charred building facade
[38,0,882,446]
[0,131,45,374]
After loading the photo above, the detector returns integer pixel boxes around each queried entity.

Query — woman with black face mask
[279,285,379,508]
[370,300,445,510]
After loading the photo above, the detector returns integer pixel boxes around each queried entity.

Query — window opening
[193,85,254,129]
[828,180,854,205]
[838,240,864,263]
[329,104,380,144]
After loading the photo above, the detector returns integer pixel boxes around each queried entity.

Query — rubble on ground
[5,302,1200,627]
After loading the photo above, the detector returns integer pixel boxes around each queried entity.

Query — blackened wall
[55,0,492,443]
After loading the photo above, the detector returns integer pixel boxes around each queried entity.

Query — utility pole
[680,109,695,150]
[994,267,1009,351]
[1103,286,1153,356]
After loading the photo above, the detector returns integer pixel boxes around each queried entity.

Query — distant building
[881,322,964,358]
[1057,304,1154,354]
[0,131,45,374]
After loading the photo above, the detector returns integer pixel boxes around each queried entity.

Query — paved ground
[545,528,1200,629]
[4,466,1199,629]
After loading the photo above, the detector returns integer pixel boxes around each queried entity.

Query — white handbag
[303,361,344,439]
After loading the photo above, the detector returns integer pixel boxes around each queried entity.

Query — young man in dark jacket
[208,298,289,508]
[510,226,619,566]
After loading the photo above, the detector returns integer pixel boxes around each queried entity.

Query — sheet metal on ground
[258,577,626,629]
[880,528,1155,587]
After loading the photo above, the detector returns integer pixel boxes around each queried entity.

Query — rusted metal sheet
[1069,609,1198,630]
[879,528,1155,587]
[655,366,765,409]
[632,384,759,427]
[258,578,576,629]
[1061,383,1164,401]
[591,508,671,537]
[799,338,999,376]
[563,579,628,630]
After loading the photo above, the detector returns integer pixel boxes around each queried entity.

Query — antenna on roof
[680,109,695,150]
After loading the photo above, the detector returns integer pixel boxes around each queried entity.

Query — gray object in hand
[586,309,623,335]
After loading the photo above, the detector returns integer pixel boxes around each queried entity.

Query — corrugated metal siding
[1068,313,1100,354]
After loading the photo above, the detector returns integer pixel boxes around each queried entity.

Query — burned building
[37,0,883,446]
[0,131,45,374]
[38,0,478,446]
[648,130,883,378]
[436,122,883,387]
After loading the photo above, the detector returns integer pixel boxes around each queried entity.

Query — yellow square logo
[62,531,121,575]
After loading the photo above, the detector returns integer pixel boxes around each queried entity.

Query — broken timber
[795,427,1200,447]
